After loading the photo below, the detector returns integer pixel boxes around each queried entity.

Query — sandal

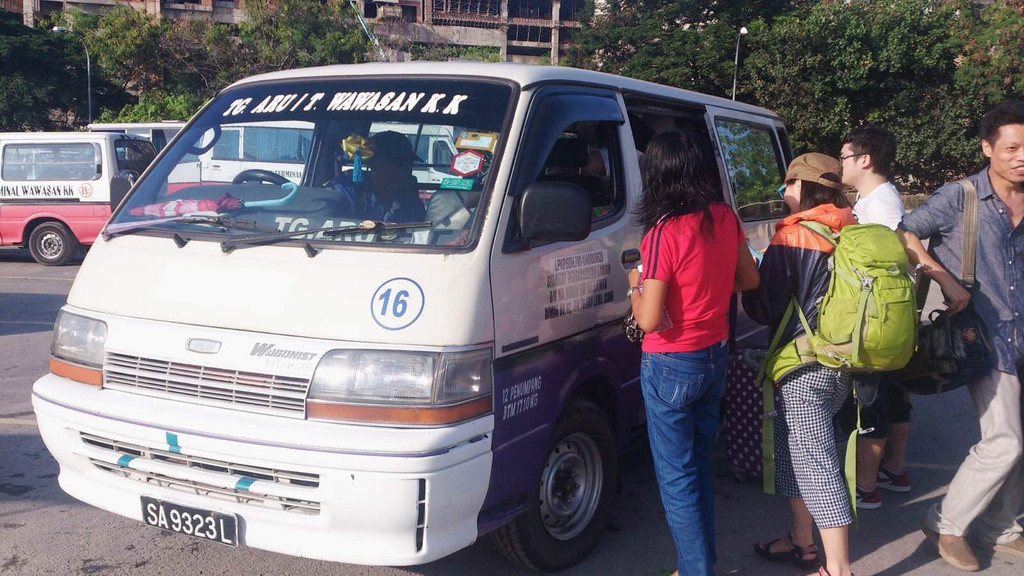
[754,533,795,561]
[753,532,819,569]
[817,568,855,576]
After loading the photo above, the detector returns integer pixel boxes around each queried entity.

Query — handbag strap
[915,179,979,313]
[958,179,979,288]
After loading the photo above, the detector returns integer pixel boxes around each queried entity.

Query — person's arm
[897,229,971,315]
[734,246,760,292]
[741,240,790,328]
[898,183,971,315]
[733,216,760,292]
[627,268,667,333]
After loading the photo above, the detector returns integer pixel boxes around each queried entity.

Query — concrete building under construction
[356,0,589,64]
[14,0,588,64]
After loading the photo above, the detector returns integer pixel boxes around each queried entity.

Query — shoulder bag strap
[958,179,979,288]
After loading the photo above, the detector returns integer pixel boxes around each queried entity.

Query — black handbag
[899,308,993,395]
[623,311,644,345]
[898,179,993,394]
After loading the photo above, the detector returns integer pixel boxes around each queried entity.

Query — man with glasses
[835,124,912,515]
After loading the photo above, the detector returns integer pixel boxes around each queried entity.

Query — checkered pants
[774,364,854,528]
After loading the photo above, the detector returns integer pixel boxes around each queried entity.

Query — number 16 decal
[371,278,425,330]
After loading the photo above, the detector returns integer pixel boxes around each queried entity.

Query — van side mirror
[519,181,592,242]
[110,169,138,210]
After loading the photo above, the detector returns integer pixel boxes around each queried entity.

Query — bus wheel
[492,398,617,572]
[29,222,80,266]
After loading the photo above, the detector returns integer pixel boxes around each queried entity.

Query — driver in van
[328,130,426,223]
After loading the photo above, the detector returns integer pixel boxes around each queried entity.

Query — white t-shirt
[853,181,906,231]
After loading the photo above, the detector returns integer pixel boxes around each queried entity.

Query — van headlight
[50,310,107,386]
[307,347,493,425]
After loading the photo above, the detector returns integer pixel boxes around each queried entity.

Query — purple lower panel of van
[477,321,642,534]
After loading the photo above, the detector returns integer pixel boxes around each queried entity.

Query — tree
[0,10,126,129]
[76,0,368,123]
[565,1,802,96]
[238,0,368,72]
[742,0,984,191]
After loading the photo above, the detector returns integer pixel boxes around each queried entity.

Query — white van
[33,63,792,570]
[88,121,186,153]
[0,131,156,265]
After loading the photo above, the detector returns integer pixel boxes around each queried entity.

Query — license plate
[141,496,238,547]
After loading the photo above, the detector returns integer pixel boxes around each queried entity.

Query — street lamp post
[52,26,92,124]
[732,26,748,101]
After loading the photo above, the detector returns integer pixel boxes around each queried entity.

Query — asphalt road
[0,247,1021,575]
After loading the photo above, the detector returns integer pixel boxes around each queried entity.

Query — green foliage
[565,1,797,96]
[571,0,1024,193]
[0,10,126,130]
[80,5,166,92]
[10,1,369,126]
[742,0,984,191]
[955,0,1024,103]
[98,92,207,123]
[409,44,501,63]
[239,0,367,71]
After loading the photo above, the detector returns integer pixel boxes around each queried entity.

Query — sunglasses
[777,180,794,198]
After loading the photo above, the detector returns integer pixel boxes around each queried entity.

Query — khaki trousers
[926,368,1024,544]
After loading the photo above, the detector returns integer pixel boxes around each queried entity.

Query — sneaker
[856,486,882,510]
[877,466,912,493]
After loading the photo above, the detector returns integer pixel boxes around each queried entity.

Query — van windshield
[111,78,514,250]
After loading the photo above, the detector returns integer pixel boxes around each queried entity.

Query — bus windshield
[111,78,514,250]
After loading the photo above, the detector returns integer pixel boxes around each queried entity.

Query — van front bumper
[32,373,493,566]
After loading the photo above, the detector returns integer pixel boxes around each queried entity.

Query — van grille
[103,353,310,417]
[81,432,320,515]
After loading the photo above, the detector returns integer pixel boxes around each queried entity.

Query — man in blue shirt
[900,101,1024,572]
[328,130,426,224]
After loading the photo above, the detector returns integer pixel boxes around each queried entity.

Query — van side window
[115,139,157,174]
[536,121,622,222]
[714,119,788,221]
[151,131,168,152]
[432,140,454,173]
[242,126,311,163]
[211,129,241,161]
[1,143,101,181]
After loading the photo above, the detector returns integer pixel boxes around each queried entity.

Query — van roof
[228,62,783,121]
[0,131,149,141]
[87,122,186,131]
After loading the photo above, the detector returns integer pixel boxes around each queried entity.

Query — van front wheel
[492,399,617,572]
[29,222,79,266]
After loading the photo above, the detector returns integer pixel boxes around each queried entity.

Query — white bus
[88,121,186,153]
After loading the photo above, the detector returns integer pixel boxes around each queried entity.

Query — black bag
[899,308,993,395]
[623,311,644,345]
[899,179,994,394]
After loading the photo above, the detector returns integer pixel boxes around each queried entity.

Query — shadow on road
[0,293,67,336]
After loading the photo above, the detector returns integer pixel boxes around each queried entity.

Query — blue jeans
[641,342,728,576]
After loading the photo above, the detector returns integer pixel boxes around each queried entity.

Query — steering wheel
[232,169,291,186]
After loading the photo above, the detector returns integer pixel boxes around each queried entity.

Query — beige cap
[784,153,844,190]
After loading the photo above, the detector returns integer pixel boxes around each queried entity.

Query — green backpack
[759,221,918,516]
[798,221,918,372]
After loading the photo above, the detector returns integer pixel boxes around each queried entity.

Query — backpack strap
[758,298,797,495]
[958,179,979,288]
[799,220,838,247]
[844,391,862,528]
[915,179,979,313]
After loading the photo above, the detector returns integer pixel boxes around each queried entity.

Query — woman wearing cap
[742,153,857,576]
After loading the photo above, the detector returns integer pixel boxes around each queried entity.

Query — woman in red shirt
[628,130,760,576]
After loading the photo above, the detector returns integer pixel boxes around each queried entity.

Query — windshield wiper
[103,213,278,242]
[220,220,432,257]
